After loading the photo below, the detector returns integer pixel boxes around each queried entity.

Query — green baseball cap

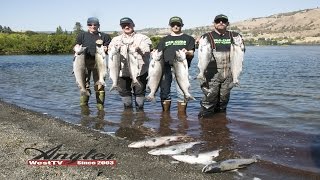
[169,16,184,26]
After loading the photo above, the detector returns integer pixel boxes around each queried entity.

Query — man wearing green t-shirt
[157,16,195,114]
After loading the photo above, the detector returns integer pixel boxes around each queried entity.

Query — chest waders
[198,32,234,118]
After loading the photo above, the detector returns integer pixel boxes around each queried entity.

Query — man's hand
[182,48,194,58]
[73,44,81,56]
[73,44,80,52]
[103,46,108,52]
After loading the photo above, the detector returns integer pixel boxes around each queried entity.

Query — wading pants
[118,72,148,109]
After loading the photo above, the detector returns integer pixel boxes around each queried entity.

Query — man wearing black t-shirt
[157,16,195,114]
[74,17,111,111]
[198,14,245,118]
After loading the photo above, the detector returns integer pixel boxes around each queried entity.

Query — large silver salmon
[197,36,212,83]
[202,155,259,173]
[230,35,245,87]
[73,45,89,96]
[108,45,121,91]
[173,50,195,101]
[95,45,107,87]
[148,141,202,156]
[172,149,221,165]
[128,135,187,148]
[127,45,141,88]
[146,50,163,101]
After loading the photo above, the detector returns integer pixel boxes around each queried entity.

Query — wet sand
[1,99,319,180]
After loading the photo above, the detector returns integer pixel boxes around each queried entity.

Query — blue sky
[1,0,319,32]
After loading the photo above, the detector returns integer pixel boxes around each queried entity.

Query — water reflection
[80,107,107,130]
[115,109,153,140]
[158,111,190,136]
[158,112,174,135]
[177,112,189,134]
[199,112,236,159]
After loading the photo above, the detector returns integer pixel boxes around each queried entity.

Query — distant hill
[29,8,320,45]
[138,7,320,44]
[232,8,320,44]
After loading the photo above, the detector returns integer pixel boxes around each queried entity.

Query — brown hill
[139,7,320,44]
[232,8,320,44]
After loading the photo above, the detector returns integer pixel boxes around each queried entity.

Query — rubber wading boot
[80,105,90,116]
[122,96,133,109]
[96,91,105,111]
[135,96,145,111]
[161,100,171,112]
[80,95,89,106]
[177,100,187,116]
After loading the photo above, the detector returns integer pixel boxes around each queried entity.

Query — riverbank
[0,100,239,180]
[1,100,320,180]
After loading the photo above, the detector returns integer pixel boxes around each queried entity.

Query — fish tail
[196,75,206,82]
[109,85,119,92]
[185,95,196,101]
[95,81,106,87]
[145,95,155,102]
[202,164,211,173]
[131,81,141,89]
[80,90,90,96]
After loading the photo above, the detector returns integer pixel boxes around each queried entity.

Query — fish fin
[229,82,240,88]
[164,141,170,146]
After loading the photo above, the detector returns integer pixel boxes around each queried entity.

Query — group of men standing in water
[73,14,245,118]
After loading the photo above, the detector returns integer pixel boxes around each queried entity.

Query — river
[0,46,319,179]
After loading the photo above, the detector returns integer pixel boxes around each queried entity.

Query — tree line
[0,23,162,55]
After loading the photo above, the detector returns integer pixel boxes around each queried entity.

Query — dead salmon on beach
[128,135,188,148]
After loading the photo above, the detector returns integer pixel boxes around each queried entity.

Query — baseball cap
[87,17,100,25]
[214,14,228,22]
[169,16,184,26]
[120,17,135,26]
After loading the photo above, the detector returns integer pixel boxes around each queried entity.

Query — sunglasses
[214,19,228,24]
[121,23,132,28]
[170,23,182,27]
[87,24,99,27]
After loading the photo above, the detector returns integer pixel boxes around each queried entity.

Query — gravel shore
[0,100,237,180]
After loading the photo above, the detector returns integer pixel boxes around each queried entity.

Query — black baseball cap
[214,14,228,22]
[87,17,100,25]
[120,17,135,26]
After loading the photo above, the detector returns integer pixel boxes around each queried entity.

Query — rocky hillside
[138,7,320,44]
[232,8,320,44]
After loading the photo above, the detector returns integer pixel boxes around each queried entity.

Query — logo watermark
[25,144,116,166]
